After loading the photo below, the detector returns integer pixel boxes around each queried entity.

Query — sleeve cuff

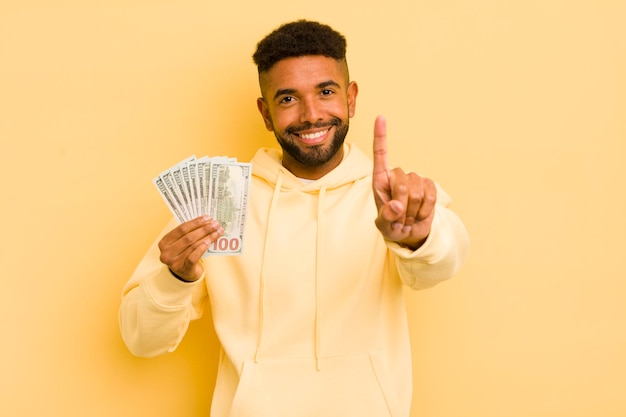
[143,265,205,309]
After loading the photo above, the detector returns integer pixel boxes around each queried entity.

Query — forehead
[260,55,348,96]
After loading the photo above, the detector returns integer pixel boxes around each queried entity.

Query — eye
[279,96,295,104]
[321,89,334,96]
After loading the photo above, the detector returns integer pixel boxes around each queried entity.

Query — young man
[120,20,469,417]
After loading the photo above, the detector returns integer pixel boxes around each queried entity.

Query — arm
[119,216,223,357]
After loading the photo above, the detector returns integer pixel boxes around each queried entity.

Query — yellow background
[1,1,624,416]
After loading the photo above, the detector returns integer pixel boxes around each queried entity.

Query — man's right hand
[158,216,224,282]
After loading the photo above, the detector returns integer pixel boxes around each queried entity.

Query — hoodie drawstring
[255,171,284,363]
[314,185,327,371]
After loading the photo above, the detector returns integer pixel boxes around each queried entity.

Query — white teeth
[300,129,328,140]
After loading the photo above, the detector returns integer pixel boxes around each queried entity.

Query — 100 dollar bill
[205,161,251,256]
[152,156,251,256]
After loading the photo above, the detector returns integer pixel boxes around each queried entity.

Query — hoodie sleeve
[386,185,470,290]
[118,221,208,357]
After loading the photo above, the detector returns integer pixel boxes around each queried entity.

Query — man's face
[257,55,358,179]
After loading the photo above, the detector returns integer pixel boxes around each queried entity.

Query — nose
[299,97,323,124]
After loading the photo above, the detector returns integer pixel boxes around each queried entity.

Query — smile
[296,128,330,144]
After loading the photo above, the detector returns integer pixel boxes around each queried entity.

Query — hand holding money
[158,216,225,281]
[153,155,251,257]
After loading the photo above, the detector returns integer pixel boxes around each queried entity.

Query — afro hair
[253,20,347,73]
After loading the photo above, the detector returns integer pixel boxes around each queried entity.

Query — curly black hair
[253,20,347,74]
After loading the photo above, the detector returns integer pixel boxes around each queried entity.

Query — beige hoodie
[120,143,469,417]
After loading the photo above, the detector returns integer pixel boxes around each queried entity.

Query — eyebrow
[273,80,342,100]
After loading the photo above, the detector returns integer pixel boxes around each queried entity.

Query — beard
[274,117,350,167]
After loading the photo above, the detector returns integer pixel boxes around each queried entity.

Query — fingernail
[390,201,403,213]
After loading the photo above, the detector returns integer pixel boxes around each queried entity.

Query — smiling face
[257,55,358,179]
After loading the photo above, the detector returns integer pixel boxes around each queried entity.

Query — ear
[256,97,274,131]
[347,81,358,118]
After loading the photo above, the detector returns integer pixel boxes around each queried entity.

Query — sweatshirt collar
[251,143,372,192]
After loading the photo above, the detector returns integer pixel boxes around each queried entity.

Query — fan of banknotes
[153,155,251,256]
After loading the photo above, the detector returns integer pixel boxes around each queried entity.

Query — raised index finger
[373,115,389,176]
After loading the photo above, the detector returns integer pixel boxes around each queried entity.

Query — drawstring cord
[315,185,327,371]
[255,171,284,363]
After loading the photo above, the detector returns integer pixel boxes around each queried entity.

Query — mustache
[285,118,341,135]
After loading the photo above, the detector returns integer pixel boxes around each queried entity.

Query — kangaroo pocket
[228,351,401,417]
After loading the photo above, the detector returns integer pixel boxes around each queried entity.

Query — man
[120,20,469,417]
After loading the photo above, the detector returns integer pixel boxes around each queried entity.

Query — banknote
[152,155,251,256]
[205,160,251,256]
[156,170,188,222]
